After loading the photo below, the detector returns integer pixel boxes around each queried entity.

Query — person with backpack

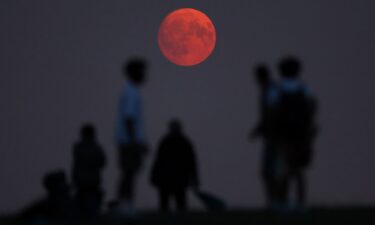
[267,56,318,211]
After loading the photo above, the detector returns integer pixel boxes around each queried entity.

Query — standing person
[115,58,148,215]
[150,120,199,212]
[250,64,278,209]
[72,124,106,217]
[268,56,317,211]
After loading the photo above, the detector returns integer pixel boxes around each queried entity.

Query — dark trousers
[262,175,277,207]
[280,168,306,207]
[158,188,187,212]
[261,143,278,207]
[118,145,143,202]
[75,187,102,217]
[276,140,309,208]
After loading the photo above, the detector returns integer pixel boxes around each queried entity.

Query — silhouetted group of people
[251,57,318,212]
[114,59,200,215]
[22,125,107,220]
[22,59,201,220]
[21,56,317,220]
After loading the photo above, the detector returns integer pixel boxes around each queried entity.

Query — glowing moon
[158,8,216,66]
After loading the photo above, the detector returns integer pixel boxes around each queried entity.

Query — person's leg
[118,146,141,204]
[268,176,279,207]
[264,143,279,207]
[89,187,103,216]
[118,146,131,201]
[123,170,135,203]
[262,158,272,206]
[262,175,274,207]
[159,189,170,212]
[175,188,187,212]
[278,171,291,209]
[76,186,98,217]
[296,169,306,207]
[75,187,85,215]
[273,148,289,209]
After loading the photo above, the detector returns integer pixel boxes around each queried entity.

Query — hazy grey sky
[1,0,375,213]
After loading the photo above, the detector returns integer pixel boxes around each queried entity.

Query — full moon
[158,8,216,66]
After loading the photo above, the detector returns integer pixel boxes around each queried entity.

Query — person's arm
[263,86,280,139]
[250,100,266,141]
[302,85,319,136]
[308,95,319,137]
[250,123,263,140]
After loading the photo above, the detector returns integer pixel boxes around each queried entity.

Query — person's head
[278,56,302,79]
[80,123,95,140]
[43,170,69,196]
[168,119,183,135]
[253,64,271,88]
[123,58,147,85]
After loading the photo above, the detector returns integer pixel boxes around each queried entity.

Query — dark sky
[1,0,375,213]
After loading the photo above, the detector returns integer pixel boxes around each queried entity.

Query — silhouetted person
[21,170,72,220]
[250,64,278,208]
[150,120,199,212]
[115,58,148,215]
[268,56,317,210]
[72,124,106,217]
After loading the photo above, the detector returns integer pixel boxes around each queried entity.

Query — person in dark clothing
[250,64,279,209]
[21,170,72,220]
[151,120,199,212]
[268,56,318,210]
[72,124,106,217]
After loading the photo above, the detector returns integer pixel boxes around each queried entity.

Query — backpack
[276,85,316,168]
[277,86,312,139]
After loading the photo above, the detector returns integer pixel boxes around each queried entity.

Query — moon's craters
[158,8,216,66]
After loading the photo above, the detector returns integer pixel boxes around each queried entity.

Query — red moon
[158,8,216,66]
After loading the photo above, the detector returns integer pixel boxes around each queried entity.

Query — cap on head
[278,56,302,78]
[123,57,147,85]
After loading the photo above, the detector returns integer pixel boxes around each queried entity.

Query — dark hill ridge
[1,207,375,225]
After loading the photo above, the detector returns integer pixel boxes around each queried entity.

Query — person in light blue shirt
[116,77,145,145]
[115,58,148,215]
